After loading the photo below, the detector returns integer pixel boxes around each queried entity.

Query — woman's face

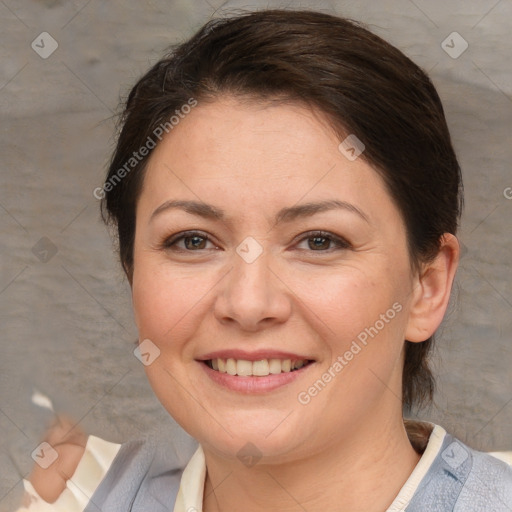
[132,96,419,462]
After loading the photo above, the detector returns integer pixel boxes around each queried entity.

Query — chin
[197,416,313,463]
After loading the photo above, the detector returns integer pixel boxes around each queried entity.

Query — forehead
[138,96,396,225]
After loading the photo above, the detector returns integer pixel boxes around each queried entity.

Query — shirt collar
[173,421,446,512]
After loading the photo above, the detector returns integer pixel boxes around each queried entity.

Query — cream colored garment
[386,424,446,511]
[15,435,121,512]
[488,451,512,465]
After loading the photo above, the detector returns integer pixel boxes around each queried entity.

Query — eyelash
[161,230,351,253]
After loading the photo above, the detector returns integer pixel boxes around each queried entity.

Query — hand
[28,416,87,503]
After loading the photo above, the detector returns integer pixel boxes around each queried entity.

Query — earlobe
[405,233,460,343]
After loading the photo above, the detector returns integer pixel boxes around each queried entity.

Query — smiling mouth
[204,358,313,377]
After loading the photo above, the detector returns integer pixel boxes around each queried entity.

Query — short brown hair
[101,9,463,410]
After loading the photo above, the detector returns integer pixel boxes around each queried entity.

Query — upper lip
[197,350,313,362]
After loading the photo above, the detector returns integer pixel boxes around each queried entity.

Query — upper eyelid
[293,230,348,243]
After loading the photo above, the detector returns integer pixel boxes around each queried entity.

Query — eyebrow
[150,199,369,224]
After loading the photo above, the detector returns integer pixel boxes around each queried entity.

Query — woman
[17,9,512,511]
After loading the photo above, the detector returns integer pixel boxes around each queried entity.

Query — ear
[405,233,460,342]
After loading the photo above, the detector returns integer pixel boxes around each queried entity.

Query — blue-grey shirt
[84,428,512,511]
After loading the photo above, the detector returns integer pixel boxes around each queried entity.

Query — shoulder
[454,442,512,511]
[407,429,512,511]
[85,434,193,512]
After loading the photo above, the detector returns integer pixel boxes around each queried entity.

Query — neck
[202,414,423,512]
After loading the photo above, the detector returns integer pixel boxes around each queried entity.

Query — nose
[213,245,292,332]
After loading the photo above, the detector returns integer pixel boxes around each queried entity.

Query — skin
[130,96,459,512]
[27,416,87,504]
[29,95,459,509]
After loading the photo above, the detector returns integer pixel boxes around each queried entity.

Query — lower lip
[198,361,313,393]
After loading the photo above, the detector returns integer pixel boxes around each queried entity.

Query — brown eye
[308,235,331,250]
[183,235,207,250]
[162,231,217,251]
[296,231,351,252]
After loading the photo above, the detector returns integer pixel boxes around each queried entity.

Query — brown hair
[101,9,463,411]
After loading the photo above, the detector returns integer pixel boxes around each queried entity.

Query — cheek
[295,266,394,340]
[132,262,195,342]
[131,258,224,361]
[297,266,408,402]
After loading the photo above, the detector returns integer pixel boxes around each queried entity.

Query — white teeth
[236,359,252,377]
[208,358,309,376]
[269,359,282,374]
[252,359,270,376]
[226,358,237,375]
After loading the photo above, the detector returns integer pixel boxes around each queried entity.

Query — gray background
[1,0,511,508]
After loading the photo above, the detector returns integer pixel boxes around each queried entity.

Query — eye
[294,231,351,252]
[160,230,350,253]
[161,231,218,251]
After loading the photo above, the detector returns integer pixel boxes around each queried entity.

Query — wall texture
[1,0,511,508]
